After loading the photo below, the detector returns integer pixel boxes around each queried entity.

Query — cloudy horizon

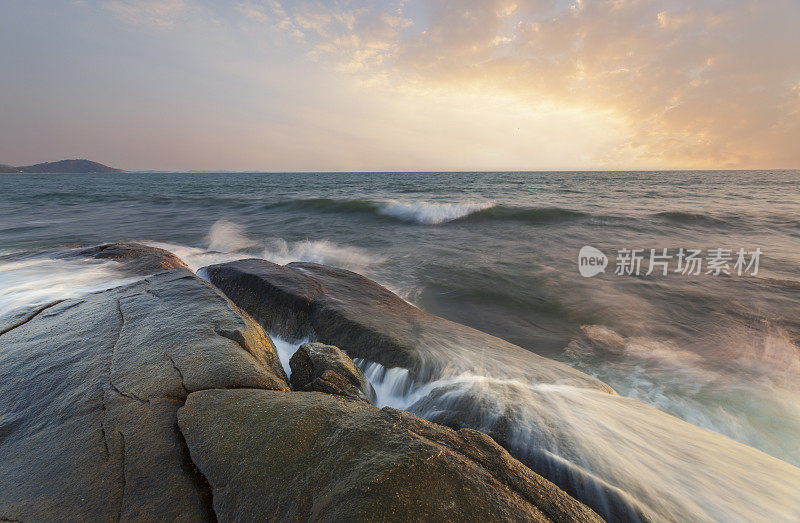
[1,0,798,171]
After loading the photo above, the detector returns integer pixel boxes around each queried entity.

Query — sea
[2,170,799,518]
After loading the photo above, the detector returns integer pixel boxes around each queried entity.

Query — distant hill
[0,159,123,173]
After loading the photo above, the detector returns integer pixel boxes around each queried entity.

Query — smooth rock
[201,259,613,390]
[0,256,288,521]
[68,242,189,275]
[177,388,602,522]
[289,342,377,403]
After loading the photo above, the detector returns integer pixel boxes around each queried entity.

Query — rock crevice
[0,300,64,336]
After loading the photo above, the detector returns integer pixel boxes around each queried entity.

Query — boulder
[201,259,613,390]
[68,242,189,275]
[199,259,800,522]
[289,342,377,403]
[0,248,288,521]
[177,388,602,522]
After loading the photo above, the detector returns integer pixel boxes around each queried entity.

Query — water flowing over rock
[289,342,377,403]
[202,258,800,522]
[63,242,191,275]
[178,388,601,522]
[201,258,612,390]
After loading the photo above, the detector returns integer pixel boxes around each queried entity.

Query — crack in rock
[0,300,64,336]
[117,430,127,522]
[166,354,189,396]
[108,298,150,404]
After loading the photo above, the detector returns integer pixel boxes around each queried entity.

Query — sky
[1,0,798,171]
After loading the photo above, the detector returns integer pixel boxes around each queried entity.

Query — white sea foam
[0,256,140,320]
[146,219,381,274]
[353,358,415,408]
[207,219,258,252]
[262,238,380,270]
[567,323,800,465]
[376,200,495,224]
[143,241,250,273]
[269,334,310,377]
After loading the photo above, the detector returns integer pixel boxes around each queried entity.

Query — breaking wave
[376,200,496,224]
[276,198,590,225]
[261,238,380,271]
[151,220,382,273]
[275,198,782,229]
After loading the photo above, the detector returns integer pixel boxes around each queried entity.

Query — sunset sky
[1,1,798,171]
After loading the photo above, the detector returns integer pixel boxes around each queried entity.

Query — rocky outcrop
[0,254,287,521]
[289,342,377,403]
[0,244,601,521]
[203,260,800,523]
[178,388,602,522]
[199,260,654,519]
[201,259,613,391]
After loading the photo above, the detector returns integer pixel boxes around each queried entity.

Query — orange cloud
[268,0,800,168]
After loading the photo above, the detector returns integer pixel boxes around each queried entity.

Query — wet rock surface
[178,388,602,522]
[289,342,377,403]
[0,251,287,521]
[201,258,613,390]
[0,244,599,521]
[65,242,190,275]
[199,258,800,522]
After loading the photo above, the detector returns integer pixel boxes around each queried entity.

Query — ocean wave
[461,205,589,223]
[566,322,800,465]
[148,220,382,273]
[275,198,379,214]
[143,241,250,272]
[276,198,589,225]
[377,200,496,224]
[653,211,729,226]
[206,219,257,252]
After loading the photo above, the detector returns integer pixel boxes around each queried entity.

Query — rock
[199,259,627,517]
[177,388,602,522]
[405,381,650,522]
[67,242,189,275]
[200,259,800,522]
[0,247,288,521]
[289,342,377,403]
[201,259,613,391]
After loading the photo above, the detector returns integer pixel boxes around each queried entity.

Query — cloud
[6,1,797,169]
[265,0,800,168]
[235,2,270,23]
[101,0,187,28]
